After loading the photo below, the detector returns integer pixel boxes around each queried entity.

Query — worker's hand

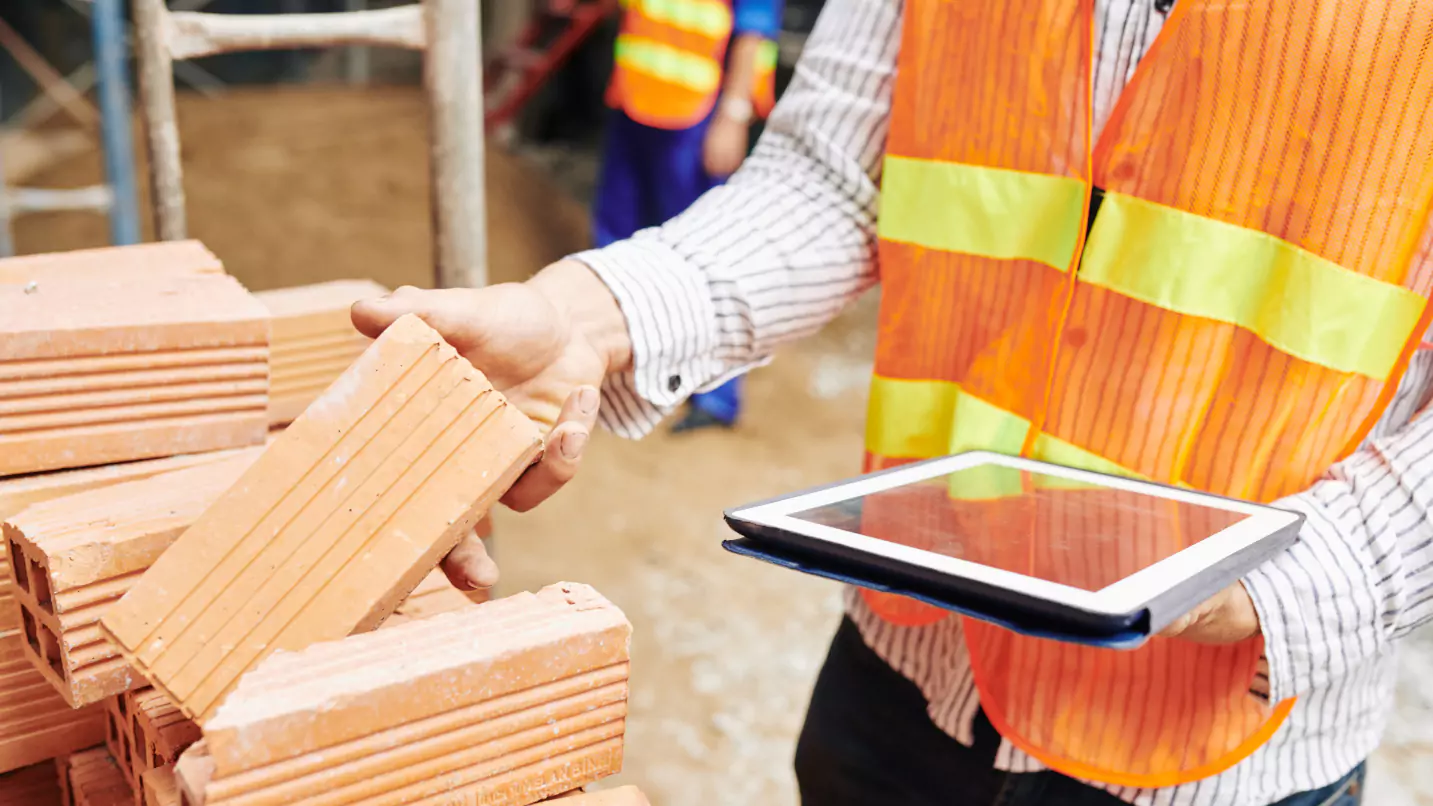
[1157,581,1261,644]
[703,113,750,178]
[351,261,633,589]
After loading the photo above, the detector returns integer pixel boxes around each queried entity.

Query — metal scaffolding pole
[92,0,141,245]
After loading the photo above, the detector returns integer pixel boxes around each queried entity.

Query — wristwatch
[718,94,754,124]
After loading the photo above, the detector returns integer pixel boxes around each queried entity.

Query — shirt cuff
[1240,494,1379,706]
[571,236,727,437]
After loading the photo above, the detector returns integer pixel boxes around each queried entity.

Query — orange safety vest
[607,0,777,130]
[865,0,1433,789]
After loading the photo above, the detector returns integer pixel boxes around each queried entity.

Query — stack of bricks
[254,280,388,427]
[103,686,200,804]
[58,747,130,806]
[171,583,630,805]
[0,243,645,805]
[4,452,261,708]
[100,313,543,722]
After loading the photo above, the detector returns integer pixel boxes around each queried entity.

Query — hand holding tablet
[723,451,1302,648]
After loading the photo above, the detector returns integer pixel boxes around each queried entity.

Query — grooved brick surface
[0,448,258,637]
[0,630,105,775]
[101,314,544,722]
[3,453,261,707]
[0,761,63,805]
[0,273,269,477]
[63,749,131,806]
[180,583,630,806]
[0,242,222,286]
[255,280,387,427]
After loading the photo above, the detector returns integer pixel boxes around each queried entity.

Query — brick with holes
[62,748,131,806]
[0,447,261,638]
[104,688,199,806]
[173,583,629,806]
[3,451,260,707]
[100,314,543,723]
[0,630,104,775]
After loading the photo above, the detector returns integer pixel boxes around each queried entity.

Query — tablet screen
[789,463,1250,592]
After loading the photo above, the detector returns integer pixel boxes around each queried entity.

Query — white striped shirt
[572,1,1433,803]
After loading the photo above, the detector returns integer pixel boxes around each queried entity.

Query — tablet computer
[723,451,1302,645]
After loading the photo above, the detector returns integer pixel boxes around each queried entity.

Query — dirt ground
[12,86,1432,805]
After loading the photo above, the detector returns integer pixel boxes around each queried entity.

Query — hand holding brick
[101,314,544,722]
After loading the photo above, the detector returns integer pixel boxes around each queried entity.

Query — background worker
[355,0,1433,804]
[593,0,782,432]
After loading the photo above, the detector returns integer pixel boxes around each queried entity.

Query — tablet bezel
[725,451,1303,616]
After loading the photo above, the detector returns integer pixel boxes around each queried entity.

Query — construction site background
[0,2,1428,804]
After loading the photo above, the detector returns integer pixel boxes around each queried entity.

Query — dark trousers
[794,617,1367,806]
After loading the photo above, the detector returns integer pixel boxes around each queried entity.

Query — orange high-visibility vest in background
[865,0,1433,789]
[607,0,777,130]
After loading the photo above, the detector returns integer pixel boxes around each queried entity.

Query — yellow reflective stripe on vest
[878,155,1086,271]
[614,35,722,94]
[1081,192,1424,380]
[624,0,733,38]
[867,375,1147,484]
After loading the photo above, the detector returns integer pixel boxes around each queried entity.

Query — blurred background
[1,2,1428,804]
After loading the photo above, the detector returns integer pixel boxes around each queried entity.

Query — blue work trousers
[593,108,743,424]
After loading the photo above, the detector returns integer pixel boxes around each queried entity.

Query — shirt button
[667,375,682,393]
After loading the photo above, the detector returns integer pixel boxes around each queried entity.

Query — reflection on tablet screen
[789,463,1249,592]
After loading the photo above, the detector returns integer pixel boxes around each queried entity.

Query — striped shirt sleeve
[1243,373,1433,704]
[572,0,901,438]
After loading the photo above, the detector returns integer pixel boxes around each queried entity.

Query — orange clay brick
[4,452,261,707]
[0,632,105,775]
[104,688,198,806]
[139,766,178,806]
[0,273,269,477]
[177,582,629,806]
[100,314,544,723]
[254,280,387,427]
[0,242,222,286]
[0,761,64,805]
[0,448,260,636]
[62,749,131,806]
[545,787,651,805]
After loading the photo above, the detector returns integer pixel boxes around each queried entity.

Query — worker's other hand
[1157,581,1261,644]
[703,114,749,178]
[351,261,633,587]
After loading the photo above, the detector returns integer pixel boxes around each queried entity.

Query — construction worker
[354,0,1433,803]
[593,0,782,432]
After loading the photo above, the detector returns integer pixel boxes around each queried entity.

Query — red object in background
[483,0,620,131]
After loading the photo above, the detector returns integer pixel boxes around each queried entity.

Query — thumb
[351,285,423,338]
[351,286,486,349]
